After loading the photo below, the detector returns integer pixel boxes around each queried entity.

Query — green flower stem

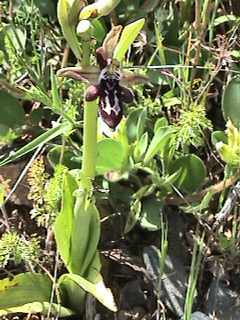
[81,98,98,188]
[82,41,91,66]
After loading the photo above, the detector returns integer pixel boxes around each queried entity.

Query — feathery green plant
[0,231,40,269]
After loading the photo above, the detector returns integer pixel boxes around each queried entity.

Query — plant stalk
[81,99,98,188]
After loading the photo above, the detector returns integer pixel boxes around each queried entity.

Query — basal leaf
[60,274,117,312]
[0,302,74,317]
[58,274,86,314]
[54,172,78,271]
[0,273,52,310]
[70,192,100,276]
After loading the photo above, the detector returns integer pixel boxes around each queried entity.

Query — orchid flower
[57,26,148,133]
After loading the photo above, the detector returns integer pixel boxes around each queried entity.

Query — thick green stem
[81,99,98,188]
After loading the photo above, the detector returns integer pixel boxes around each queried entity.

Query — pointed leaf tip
[113,18,145,61]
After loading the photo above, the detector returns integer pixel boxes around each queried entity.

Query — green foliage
[144,126,174,163]
[96,139,126,175]
[126,108,147,143]
[0,273,52,309]
[114,18,145,61]
[215,120,240,166]
[169,154,207,194]
[0,125,18,145]
[59,273,117,312]
[3,26,27,79]
[54,173,100,276]
[0,232,40,268]
[139,197,163,231]
[0,90,25,128]
[54,172,116,312]
[28,158,66,227]
[0,272,73,317]
[183,231,205,320]
[171,102,212,150]
[222,76,240,128]
[47,146,81,169]
[0,123,71,167]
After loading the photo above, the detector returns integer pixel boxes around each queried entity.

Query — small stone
[143,246,188,318]
[119,279,147,310]
[180,311,210,320]
[205,279,240,319]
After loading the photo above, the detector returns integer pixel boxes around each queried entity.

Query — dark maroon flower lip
[57,26,148,131]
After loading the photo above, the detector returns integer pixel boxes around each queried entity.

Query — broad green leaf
[0,90,25,128]
[59,274,117,312]
[0,273,52,310]
[58,274,85,313]
[85,251,102,283]
[154,117,169,133]
[96,139,125,174]
[54,172,78,270]
[211,130,227,146]
[144,126,174,163]
[222,76,240,128]
[137,108,147,141]
[124,199,141,233]
[155,169,182,190]
[0,302,74,317]
[139,198,163,231]
[70,192,101,276]
[134,132,148,161]
[113,18,145,61]
[54,175,101,277]
[0,123,71,166]
[169,154,206,193]
[126,108,147,143]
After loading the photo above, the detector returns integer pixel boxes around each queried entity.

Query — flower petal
[57,66,100,84]
[102,25,122,59]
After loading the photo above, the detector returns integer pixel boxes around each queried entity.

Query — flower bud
[76,20,92,40]
[85,85,100,101]
[79,0,121,20]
